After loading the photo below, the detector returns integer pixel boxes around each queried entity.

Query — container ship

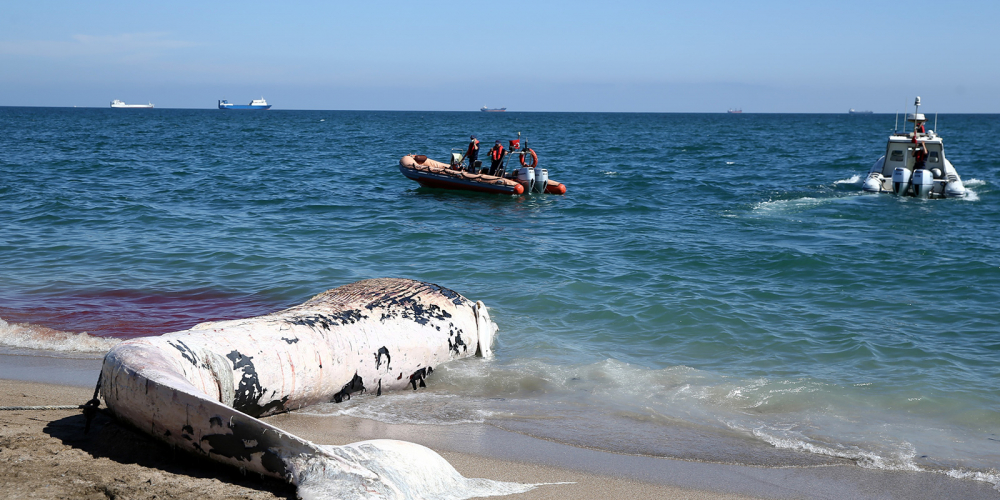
[480,106,506,112]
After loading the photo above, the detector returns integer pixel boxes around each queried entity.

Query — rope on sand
[0,404,85,410]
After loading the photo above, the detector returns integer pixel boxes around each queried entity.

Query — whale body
[97,278,535,499]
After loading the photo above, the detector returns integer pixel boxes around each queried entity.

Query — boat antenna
[904,97,909,134]
[934,112,938,135]
[894,110,898,133]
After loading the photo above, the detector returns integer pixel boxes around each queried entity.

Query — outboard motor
[516,166,535,193]
[892,167,911,196]
[533,167,548,193]
[911,169,934,198]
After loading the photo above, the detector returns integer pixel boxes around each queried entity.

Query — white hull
[96,279,535,498]
[111,100,153,108]
[862,98,965,199]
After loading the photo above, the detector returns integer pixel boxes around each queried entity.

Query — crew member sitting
[488,140,505,176]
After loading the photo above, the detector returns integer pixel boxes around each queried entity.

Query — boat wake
[834,174,862,185]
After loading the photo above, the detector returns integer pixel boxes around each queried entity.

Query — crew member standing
[912,140,928,170]
[465,135,479,172]
[488,140,505,176]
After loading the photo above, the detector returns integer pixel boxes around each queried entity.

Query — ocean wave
[744,426,920,471]
[965,178,986,187]
[0,317,119,354]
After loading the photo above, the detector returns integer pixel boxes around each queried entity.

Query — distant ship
[111,100,153,108]
[727,108,742,114]
[219,98,271,110]
[849,108,874,114]
[480,106,506,112]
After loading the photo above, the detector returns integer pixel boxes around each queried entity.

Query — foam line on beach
[0,317,119,354]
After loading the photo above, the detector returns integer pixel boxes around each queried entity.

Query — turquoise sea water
[1,107,999,487]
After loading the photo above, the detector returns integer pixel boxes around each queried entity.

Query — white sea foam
[745,426,920,471]
[944,468,1000,491]
[290,440,549,500]
[834,174,861,185]
[965,178,986,187]
[0,317,120,354]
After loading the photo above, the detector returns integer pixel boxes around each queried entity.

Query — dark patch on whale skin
[409,367,433,390]
[373,294,454,327]
[209,416,224,428]
[447,324,468,355]
[280,337,299,344]
[168,340,200,367]
[226,350,288,417]
[286,310,366,331]
[374,346,391,370]
[201,415,288,476]
[422,281,468,306]
[333,373,365,403]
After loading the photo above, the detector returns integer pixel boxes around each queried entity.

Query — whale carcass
[97,278,536,499]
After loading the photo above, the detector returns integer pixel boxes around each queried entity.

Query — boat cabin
[878,134,944,176]
[874,111,945,177]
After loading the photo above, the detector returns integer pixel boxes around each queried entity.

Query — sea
[1,107,999,490]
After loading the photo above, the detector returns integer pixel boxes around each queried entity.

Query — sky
[1,1,999,112]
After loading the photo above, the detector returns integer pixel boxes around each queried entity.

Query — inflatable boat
[862,96,966,198]
[399,138,567,196]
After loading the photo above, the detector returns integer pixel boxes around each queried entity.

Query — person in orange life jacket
[465,135,479,172]
[488,140,505,176]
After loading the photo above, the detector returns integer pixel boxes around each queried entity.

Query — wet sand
[0,353,996,499]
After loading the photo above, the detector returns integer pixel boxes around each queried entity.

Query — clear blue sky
[2,1,998,112]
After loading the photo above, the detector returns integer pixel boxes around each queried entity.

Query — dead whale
[96,278,536,499]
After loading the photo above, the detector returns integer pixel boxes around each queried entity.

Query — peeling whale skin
[99,278,498,481]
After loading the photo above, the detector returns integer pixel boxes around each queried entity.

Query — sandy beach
[1,354,997,500]
[0,377,758,500]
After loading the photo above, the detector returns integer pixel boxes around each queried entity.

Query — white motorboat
[862,96,966,198]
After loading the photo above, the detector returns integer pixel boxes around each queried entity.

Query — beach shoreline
[1,353,998,499]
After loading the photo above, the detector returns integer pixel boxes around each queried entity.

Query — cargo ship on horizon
[111,100,153,108]
[480,106,506,112]
[219,98,271,110]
